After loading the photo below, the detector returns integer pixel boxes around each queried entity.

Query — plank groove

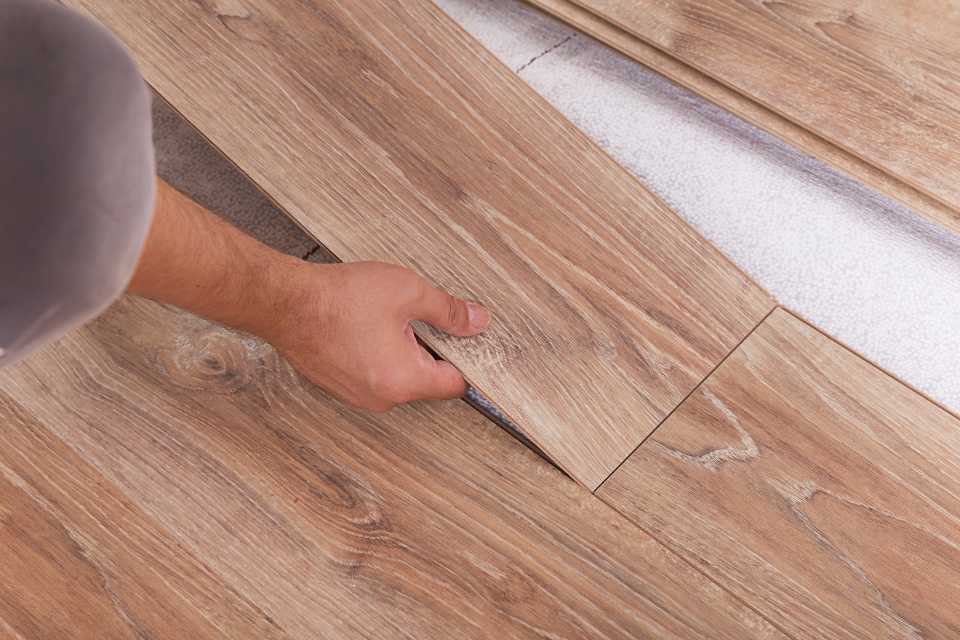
[0,298,786,639]
[524,0,960,235]
[599,308,960,639]
[62,0,774,488]
[549,0,960,232]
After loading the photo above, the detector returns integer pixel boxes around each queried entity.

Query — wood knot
[159,327,272,394]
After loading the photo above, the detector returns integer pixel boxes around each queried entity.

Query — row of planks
[4,291,959,637]
[525,0,960,235]
[2,0,958,636]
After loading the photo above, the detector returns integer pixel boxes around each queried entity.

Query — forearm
[128,178,488,411]
[128,179,302,337]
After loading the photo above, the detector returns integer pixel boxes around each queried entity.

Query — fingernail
[468,303,491,330]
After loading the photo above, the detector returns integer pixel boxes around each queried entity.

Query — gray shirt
[1,0,155,367]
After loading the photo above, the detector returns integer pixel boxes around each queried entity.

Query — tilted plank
[599,308,960,639]
[556,0,960,230]
[62,0,773,488]
[524,0,960,235]
[0,297,785,639]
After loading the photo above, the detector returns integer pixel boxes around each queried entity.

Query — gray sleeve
[0,0,156,368]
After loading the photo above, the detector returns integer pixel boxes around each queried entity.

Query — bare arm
[129,179,491,411]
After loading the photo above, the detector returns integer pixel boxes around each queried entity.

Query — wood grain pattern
[599,308,960,639]
[0,297,786,639]
[524,0,960,235]
[0,395,286,640]
[61,0,774,489]
[556,0,960,231]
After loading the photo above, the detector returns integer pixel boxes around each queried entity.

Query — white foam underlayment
[436,0,960,413]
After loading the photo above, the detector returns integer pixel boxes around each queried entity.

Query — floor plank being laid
[549,0,960,230]
[599,308,960,639]
[0,297,786,639]
[61,0,774,489]
[523,0,960,236]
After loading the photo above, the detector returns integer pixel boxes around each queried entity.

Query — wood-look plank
[557,0,960,230]
[0,297,786,639]
[524,0,960,235]
[599,308,960,639]
[61,0,774,489]
[0,395,285,640]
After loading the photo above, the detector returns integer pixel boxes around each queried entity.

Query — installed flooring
[600,309,960,639]
[523,0,960,235]
[5,0,960,637]
[535,0,960,234]
[61,0,773,489]
[0,298,782,639]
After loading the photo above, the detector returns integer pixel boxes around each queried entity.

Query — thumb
[414,282,491,337]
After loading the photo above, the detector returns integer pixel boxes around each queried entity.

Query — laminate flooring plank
[599,308,960,639]
[0,297,786,639]
[0,395,286,640]
[524,0,960,235]
[556,0,960,230]
[61,0,774,489]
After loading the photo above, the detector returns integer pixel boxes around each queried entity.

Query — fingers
[412,280,491,337]
[396,346,468,404]
[357,340,467,412]
[421,358,468,400]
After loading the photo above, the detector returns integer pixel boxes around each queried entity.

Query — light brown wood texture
[524,0,960,235]
[550,0,960,233]
[0,297,786,639]
[61,0,774,489]
[599,308,960,639]
[0,394,287,640]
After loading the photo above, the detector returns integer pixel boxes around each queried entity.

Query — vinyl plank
[599,308,960,639]
[524,0,960,235]
[0,297,786,639]
[0,395,286,640]
[61,0,774,489]
[553,0,960,231]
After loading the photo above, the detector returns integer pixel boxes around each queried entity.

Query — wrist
[230,249,307,340]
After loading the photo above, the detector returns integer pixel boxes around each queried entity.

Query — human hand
[264,261,491,411]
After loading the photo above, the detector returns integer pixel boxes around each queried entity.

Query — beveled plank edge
[776,306,960,426]
[522,0,960,237]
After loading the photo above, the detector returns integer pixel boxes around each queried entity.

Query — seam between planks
[593,305,778,494]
